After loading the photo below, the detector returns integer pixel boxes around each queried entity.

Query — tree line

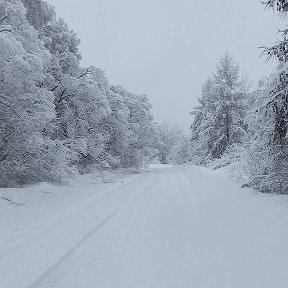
[0,0,160,186]
[188,0,288,194]
[3,0,288,194]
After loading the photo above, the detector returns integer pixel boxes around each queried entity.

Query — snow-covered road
[1,165,288,288]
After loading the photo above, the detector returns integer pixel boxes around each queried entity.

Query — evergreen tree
[190,53,248,164]
[242,0,288,193]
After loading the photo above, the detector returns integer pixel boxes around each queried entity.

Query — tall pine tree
[190,53,247,164]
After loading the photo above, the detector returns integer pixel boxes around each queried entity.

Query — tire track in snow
[25,172,160,288]
[0,174,142,259]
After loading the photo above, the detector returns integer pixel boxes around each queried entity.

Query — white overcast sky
[47,0,283,131]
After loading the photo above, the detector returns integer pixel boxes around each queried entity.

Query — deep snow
[1,165,288,288]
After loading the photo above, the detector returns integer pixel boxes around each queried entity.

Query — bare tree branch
[0,15,8,24]
[0,28,12,33]
[1,195,24,207]
[77,67,93,79]
[0,99,23,119]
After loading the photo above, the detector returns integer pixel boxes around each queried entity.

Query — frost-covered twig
[1,195,24,207]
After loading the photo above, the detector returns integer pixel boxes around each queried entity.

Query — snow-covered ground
[1,165,288,288]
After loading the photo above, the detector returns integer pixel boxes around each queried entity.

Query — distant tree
[111,86,157,168]
[155,123,185,164]
[168,135,191,165]
[190,53,248,163]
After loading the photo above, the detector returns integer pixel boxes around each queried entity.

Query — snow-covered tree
[0,0,73,186]
[25,6,112,171]
[263,0,288,12]
[0,0,160,187]
[111,86,157,168]
[239,0,288,193]
[21,0,55,31]
[168,135,191,165]
[190,53,248,164]
[155,123,185,164]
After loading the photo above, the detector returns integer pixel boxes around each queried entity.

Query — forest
[188,1,288,194]
[1,0,288,195]
[2,1,288,287]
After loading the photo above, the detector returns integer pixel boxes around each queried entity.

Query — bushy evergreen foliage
[190,53,248,164]
[187,0,288,194]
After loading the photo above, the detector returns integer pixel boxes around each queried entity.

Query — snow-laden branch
[77,67,94,79]
[0,95,23,119]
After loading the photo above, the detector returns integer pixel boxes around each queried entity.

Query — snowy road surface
[1,165,288,288]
